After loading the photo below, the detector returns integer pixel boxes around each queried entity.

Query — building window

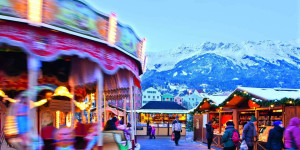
[157,96,159,98]
[192,98,194,100]
[148,96,150,98]
[163,98,165,100]
[153,96,155,99]
[144,96,146,98]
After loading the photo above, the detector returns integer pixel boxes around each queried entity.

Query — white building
[182,90,206,109]
[142,87,162,106]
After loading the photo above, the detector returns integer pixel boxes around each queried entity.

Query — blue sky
[85,0,299,52]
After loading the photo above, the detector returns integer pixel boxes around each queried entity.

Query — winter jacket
[221,125,240,148]
[266,125,284,150]
[206,124,214,139]
[151,127,156,135]
[284,117,300,149]
[242,121,257,147]
[172,120,182,132]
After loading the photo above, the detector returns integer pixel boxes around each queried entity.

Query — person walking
[284,117,300,150]
[206,121,214,150]
[150,126,156,139]
[242,116,257,150]
[221,121,240,150]
[172,116,182,146]
[266,121,284,150]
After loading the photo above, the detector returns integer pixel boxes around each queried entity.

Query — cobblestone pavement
[138,136,222,150]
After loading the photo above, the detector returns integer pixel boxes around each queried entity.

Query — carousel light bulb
[56,111,60,128]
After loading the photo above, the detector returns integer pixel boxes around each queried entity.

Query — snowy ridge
[147,40,300,72]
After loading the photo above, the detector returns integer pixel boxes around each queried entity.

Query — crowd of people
[206,116,300,150]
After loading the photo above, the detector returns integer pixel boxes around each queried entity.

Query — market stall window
[238,111,255,135]
[209,113,219,133]
[258,109,283,142]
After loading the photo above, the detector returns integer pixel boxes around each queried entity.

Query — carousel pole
[27,56,41,149]
[123,90,127,126]
[128,74,135,149]
[70,80,75,128]
[96,68,104,150]
[133,86,137,143]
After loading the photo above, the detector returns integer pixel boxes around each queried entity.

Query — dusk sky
[85,0,299,52]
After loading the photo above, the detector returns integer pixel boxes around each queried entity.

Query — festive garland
[190,90,300,114]
[219,90,300,107]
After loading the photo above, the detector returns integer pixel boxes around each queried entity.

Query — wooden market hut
[136,101,188,136]
[192,86,300,150]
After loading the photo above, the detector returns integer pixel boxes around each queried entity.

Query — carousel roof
[140,101,187,110]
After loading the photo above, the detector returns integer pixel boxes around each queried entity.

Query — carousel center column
[96,68,104,150]
[128,74,135,149]
[27,56,42,147]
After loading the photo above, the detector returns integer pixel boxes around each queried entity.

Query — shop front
[136,101,188,136]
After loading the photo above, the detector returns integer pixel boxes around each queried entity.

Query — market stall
[0,0,147,149]
[136,101,188,136]
[192,87,300,150]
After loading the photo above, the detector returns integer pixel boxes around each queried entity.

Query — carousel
[0,0,146,149]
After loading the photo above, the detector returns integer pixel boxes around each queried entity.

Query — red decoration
[248,100,260,108]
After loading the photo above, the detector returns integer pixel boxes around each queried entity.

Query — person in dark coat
[266,121,284,150]
[206,121,214,150]
[104,117,118,131]
[242,116,257,150]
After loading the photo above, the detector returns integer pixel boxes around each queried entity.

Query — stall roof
[237,87,300,100]
[136,109,188,114]
[207,95,228,105]
[136,101,188,114]
[140,101,187,110]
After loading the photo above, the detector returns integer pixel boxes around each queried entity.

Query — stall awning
[136,109,188,114]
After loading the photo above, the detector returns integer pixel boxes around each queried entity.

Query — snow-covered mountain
[142,40,300,94]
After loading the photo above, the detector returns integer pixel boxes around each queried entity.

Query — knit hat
[226,121,234,126]
[175,116,179,119]
[273,121,282,126]
[250,116,257,122]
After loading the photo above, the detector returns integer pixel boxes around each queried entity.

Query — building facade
[161,93,174,101]
[142,87,161,106]
[174,96,183,105]
[182,90,205,109]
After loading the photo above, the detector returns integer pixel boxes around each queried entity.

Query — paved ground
[137,136,221,150]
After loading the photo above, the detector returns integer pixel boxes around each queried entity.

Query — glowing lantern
[108,12,117,45]
[66,113,73,127]
[0,90,7,98]
[28,0,43,24]
[53,86,73,99]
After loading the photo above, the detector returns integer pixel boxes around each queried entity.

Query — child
[150,126,156,139]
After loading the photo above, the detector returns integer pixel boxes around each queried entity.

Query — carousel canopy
[136,101,188,114]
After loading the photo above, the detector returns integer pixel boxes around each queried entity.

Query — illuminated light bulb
[226,101,229,104]
[28,0,43,23]
[234,94,237,96]
[56,111,60,128]
[270,104,274,108]
[108,12,117,45]
[243,91,247,94]
[289,101,292,104]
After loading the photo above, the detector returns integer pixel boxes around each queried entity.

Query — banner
[43,0,108,40]
[0,0,27,18]
[116,23,142,56]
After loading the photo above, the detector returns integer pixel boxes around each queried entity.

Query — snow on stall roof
[207,95,228,105]
[237,87,300,100]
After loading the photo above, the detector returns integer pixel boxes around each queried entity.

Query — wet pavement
[137,135,222,150]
